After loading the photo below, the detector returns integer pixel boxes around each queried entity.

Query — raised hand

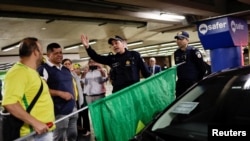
[80,34,89,49]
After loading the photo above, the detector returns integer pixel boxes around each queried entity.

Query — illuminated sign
[197,17,248,50]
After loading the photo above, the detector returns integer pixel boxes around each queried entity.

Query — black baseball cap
[174,31,189,39]
[108,35,124,44]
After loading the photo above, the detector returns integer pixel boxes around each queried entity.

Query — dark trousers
[79,108,90,131]
[77,100,90,133]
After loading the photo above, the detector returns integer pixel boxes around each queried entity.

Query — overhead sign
[197,17,248,50]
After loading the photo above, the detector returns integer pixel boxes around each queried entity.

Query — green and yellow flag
[89,66,177,141]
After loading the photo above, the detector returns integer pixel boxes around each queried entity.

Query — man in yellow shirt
[2,37,55,141]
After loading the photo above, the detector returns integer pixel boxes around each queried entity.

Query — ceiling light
[144,45,158,49]
[160,42,176,47]
[147,52,158,55]
[139,49,158,53]
[1,41,21,52]
[64,40,97,50]
[127,41,143,47]
[193,45,203,48]
[89,40,97,45]
[189,42,201,46]
[140,53,148,57]
[138,12,185,22]
[65,45,79,50]
[159,46,178,51]
[80,57,90,60]
[133,45,159,51]
[160,13,185,20]
[133,48,145,51]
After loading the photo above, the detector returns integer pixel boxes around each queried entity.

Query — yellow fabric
[73,63,81,69]
[2,62,55,136]
[72,78,78,101]
[136,120,145,134]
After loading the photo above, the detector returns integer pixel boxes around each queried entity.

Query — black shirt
[86,47,151,92]
[174,46,206,81]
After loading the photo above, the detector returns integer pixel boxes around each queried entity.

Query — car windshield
[151,67,250,140]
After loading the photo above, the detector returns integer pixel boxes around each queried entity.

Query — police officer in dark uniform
[81,34,151,93]
[174,31,206,97]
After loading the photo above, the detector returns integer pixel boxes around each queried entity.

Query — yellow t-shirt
[2,62,55,136]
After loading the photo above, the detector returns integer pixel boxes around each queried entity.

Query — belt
[86,93,105,97]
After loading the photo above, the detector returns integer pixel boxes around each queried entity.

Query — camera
[89,66,98,70]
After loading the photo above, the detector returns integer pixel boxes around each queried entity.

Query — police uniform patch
[125,60,131,66]
[196,52,202,58]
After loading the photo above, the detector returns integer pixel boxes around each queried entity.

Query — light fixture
[189,42,202,46]
[137,12,185,22]
[160,41,176,47]
[133,45,159,51]
[160,13,185,20]
[127,40,143,47]
[80,52,110,60]
[64,44,80,50]
[1,41,21,52]
[64,40,97,50]
[159,46,178,51]
[80,57,90,61]
[139,49,158,54]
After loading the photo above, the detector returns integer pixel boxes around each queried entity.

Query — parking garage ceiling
[0,0,249,62]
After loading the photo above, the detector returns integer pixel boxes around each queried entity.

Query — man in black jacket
[81,34,151,93]
[174,31,206,97]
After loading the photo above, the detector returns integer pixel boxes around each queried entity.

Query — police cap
[174,31,189,39]
[108,35,124,45]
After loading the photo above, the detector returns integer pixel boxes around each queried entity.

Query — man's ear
[33,49,39,57]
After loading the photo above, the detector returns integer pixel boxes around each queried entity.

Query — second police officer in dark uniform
[80,34,151,93]
[174,31,206,97]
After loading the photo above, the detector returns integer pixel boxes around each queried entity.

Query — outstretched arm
[80,34,112,66]
[81,34,89,49]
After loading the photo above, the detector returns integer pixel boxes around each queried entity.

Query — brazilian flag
[88,66,177,141]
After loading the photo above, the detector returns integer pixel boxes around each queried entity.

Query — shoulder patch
[195,51,202,58]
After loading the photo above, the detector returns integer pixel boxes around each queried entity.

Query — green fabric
[89,66,177,141]
[0,71,7,80]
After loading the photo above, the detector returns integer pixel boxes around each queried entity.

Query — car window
[151,72,250,140]
[152,75,232,131]
[135,67,250,141]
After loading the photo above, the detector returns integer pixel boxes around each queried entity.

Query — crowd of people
[0,30,209,141]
